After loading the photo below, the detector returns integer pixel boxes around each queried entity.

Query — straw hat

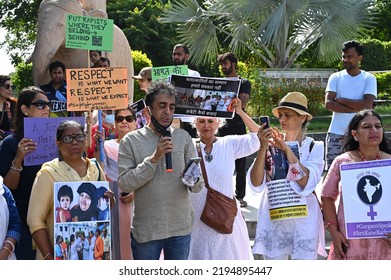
[272,91,312,120]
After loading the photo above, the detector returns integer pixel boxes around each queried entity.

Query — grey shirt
[118,126,202,243]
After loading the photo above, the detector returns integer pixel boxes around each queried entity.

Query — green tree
[162,0,377,68]
[0,0,40,64]
[107,0,178,66]
[0,0,179,68]
[370,0,391,41]
[11,62,33,92]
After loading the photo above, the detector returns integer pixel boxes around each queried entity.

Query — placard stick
[98,110,105,162]
[86,52,92,149]
[86,110,92,149]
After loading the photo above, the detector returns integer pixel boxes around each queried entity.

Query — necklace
[358,149,381,161]
[202,137,217,162]
[204,148,213,162]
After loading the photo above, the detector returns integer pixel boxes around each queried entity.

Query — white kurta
[247,137,327,260]
[189,133,260,260]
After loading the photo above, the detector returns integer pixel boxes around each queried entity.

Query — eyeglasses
[29,100,51,110]
[60,134,85,144]
[105,110,114,115]
[115,115,135,123]
[2,84,12,90]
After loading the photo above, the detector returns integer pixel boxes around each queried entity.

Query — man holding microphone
[118,80,202,260]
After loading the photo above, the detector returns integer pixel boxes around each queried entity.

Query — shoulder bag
[196,141,237,234]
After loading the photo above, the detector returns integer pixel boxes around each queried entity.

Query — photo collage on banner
[53,181,111,260]
[169,74,241,119]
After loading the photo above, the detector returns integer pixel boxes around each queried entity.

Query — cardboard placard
[66,14,113,51]
[66,67,128,111]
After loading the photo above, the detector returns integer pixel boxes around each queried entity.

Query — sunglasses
[115,115,135,123]
[30,100,51,110]
[105,110,114,115]
[60,134,85,144]
[2,84,12,90]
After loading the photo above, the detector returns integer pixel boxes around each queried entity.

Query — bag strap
[196,140,210,190]
[309,139,315,153]
[92,158,102,181]
[308,139,322,209]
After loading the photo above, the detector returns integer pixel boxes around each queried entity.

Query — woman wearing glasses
[0,75,17,142]
[0,86,50,259]
[27,120,113,260]
[93,107,137,260]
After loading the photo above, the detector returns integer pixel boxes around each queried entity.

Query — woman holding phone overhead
[247,91,326,260]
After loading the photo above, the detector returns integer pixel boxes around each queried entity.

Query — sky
[0,28,16,75]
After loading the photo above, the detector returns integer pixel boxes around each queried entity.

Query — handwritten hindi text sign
[66,14,113,51]
[340,159,391,239]
[151,65,188,81]
[66,67,128,111]
[24,117,85,166]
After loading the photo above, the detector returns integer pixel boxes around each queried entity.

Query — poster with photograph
[340,159,391,239]
[265,141,308,221]
[53,181,111,260]
[169,74,241,119]
[129,99,149,129]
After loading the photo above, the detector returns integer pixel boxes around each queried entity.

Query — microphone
[163,129,173,172]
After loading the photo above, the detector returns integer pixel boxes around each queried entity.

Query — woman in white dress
[247,92,326,260]
[188,98,260,260]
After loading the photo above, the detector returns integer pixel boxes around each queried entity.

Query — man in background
[217,52,252,208]
[172,44,200,137]
[324,40,377,170]
[39,60,72,117]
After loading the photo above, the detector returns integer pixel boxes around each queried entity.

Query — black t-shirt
[218,77,251,136]
[40,82,70,117]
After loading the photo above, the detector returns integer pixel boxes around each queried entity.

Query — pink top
[321,152,391,260]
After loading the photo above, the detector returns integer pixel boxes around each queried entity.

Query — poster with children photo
[54,181,110,223]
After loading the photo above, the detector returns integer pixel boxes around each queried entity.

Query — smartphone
[121,192,129,197]
[184,157,201,173]
[259,116,270,129]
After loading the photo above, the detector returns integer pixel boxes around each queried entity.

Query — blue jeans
[131,233,190,260]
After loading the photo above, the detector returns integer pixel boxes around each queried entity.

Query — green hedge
[131,50,152,102]
[374,72,391,100]
[361,39,391,71]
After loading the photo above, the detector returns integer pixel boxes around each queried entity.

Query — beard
[172,58,186,65]
[222,65,233,76]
